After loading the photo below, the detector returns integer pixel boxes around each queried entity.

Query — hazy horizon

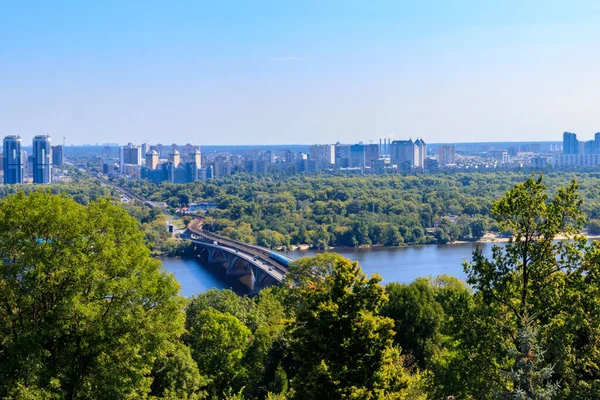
[2,1,600,145]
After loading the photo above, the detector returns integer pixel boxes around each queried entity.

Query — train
[267,251,294,268]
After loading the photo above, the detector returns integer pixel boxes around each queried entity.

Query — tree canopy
[0,191,188,398]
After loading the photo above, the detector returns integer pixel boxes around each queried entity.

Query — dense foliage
[3,175,600,398]
[0,192,187,398]
[119,171,600,249]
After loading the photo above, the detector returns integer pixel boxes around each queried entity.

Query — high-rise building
[140,142,149,158]
[390,139,418,170]
[33,135,52,184]
[438,145,456,166]
[563,132,579,155]
[309,144,335,169]
[3,135,23,184]
[414,138,427,168]
[168,150,181,168]
[51,145,64,166]
[334,143,352,168]
[364,144,379,168]
[146,150,159,170]
[119,143,142,173]
[188,148,201,168]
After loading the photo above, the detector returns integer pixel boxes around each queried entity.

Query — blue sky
[2,1,600,145]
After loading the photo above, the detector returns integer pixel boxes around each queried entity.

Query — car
[268,266,273,271]
[253,256,258,261]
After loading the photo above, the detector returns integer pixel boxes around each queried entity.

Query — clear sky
[2,1,600,145]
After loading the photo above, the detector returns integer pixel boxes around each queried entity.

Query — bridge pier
[225,253,251,277]
[187,237,287,293]
[206,247,226,264]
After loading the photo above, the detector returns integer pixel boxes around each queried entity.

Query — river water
[161,242,501,297]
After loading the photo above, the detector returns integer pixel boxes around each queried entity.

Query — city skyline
[2,1,600,145]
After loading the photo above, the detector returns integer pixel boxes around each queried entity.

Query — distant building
[140,142,149,158]
[530,156,550,169]
[490,150,509,164]
[414,138,427,168]
[188,148,202,168]
[553,154,600,167]
[349,144,366,168]
[119,143,142,173]
[309,144,335,169]
[168,150,181,168]
[390,139,418,171]
[563,132,579,155]
[438,145,456,166]
[51,145,64,166]
[32,135,52,184]
[146,150,159,170]
[3,135,23,184]
[334,143,351,168]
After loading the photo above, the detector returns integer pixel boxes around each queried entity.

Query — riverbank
[286,231,600,252]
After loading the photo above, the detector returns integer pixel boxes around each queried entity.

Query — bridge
[184,219,294,291]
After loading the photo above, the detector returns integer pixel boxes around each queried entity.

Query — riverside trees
[0,192,191,398]
[2,175,600,399]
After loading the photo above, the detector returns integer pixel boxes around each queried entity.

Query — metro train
[267,251,294,268]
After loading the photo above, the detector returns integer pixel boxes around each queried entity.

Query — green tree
[497,313,559,400]
[382,279,443,369]
[186,309,252,398]
[469,218,487,240]
[284,254,409,399]
[0,191,188,398]
[459,176,587,398]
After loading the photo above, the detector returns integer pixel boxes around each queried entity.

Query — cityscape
[4,1,600,399]
[1,131,599,185]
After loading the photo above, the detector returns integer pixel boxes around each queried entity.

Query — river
[161,241,502,297]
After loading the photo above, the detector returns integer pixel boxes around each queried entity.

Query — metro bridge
[183,219,294,291]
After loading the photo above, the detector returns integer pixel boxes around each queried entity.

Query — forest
[118,171,600,248]
[1,176,600,399]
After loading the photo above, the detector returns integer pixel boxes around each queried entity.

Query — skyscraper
[414,138,427,168]
[3,135,23,184]
[390,139,418,170]
[563,132,579,155]
[33,135,53,184]
[438,145,456,166]
[309,144,335,169]
[168,149,181,168]
[119,143,142,173]
[51,145,64,166]
[145,150,159,170]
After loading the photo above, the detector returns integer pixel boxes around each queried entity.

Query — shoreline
[287,232,600,252]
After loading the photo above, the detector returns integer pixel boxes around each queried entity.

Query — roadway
[186,219,290,281]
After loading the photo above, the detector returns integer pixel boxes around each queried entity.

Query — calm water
[161,242,501,296]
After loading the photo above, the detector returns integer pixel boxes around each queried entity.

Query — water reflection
[160,256,251,297]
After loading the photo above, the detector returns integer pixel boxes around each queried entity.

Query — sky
[2,1,600,146]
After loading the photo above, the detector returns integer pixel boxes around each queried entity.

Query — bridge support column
[225,253,251,277]
[253,268,279,291]
[207,247,226,264]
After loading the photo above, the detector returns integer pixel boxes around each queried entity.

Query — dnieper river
[162,242,501,297]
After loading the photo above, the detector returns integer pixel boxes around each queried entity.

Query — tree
[0,191,188,398]
[469,218,487,240]
[459,176,587,398]
[497,313,559,400]
[466,175,584,319]
[186,309,252,398]
[381,279,443,369]
[284,254,409,399]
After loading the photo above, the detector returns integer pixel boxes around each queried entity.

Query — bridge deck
[186,219,291,283]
